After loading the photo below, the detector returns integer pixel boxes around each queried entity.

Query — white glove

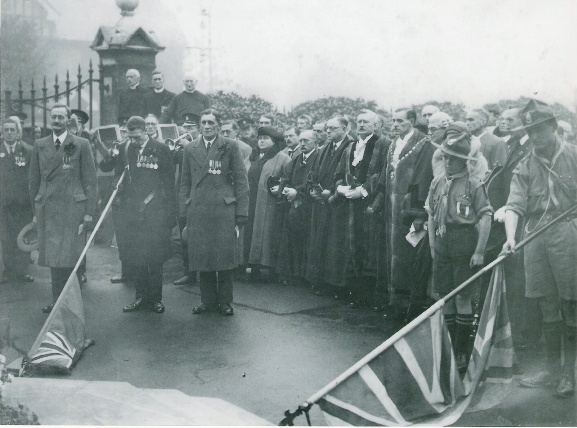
[337,185,350,196]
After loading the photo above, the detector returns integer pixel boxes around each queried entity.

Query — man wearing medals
[0,118,34,284]
[110,116,176,314]
[29,104,98,313]
[179,109,249,316]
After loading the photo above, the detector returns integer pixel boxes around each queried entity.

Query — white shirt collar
[302,148,316,160]
[396,129,414,144]
[520,134,529,146]
[154,88,165,93]
[53,131,68,144]
[4,141,16,152]
[129,84,139,90]
[358,133,374,145]
[203,136,217,146]
[333,138,345,149]
[185,89,196,94]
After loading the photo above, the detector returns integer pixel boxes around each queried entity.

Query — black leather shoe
[123,298,147,312]
[41,303,54,313]
[192,303,216,314]
[77,273,87,285]
[220,303,234,316]
[111,275,127,284]
[173,275,194,285]
[150,302,165,313]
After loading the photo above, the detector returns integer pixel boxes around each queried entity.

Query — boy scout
[426,122,493,370]
[503,99,577,398]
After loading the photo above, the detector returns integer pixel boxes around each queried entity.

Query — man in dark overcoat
[179,109,249,316]
[109,116,176,314]
[486,107,539,348]
[306,116,354,296]
[1,118,34,283]
[276,130,319,284]
[334,110,391,307]
[382,108,434,313]
[29,104,97,313]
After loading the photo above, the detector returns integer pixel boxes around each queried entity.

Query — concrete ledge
[3,378,272,425]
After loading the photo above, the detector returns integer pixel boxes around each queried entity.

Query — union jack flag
[318,264,514,426]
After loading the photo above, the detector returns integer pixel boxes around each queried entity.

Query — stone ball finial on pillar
[116,0,139,17]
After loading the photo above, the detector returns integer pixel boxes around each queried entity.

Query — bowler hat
[17,222,38,252]
[71,109,89,124]
[431,121,476,161]
[182,113,199,126]
[520,99,560,130]
[257,126,284,144]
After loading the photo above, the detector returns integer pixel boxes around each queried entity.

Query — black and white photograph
[0,0,576,425]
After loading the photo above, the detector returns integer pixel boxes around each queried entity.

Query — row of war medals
[209,160,222,174]
[137,154,159,169]
[0,152,26,166]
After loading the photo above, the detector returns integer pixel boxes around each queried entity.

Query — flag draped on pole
[28,278,87,373]
[317,264,514,426]
[25,169,127,374]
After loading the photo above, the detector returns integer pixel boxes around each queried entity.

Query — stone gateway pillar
[91,0,164,125]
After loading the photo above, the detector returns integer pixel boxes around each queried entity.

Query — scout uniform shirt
[426,170,493,236]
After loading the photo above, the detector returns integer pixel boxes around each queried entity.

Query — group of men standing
[0,78,575,399]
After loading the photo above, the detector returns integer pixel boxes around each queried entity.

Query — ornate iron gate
[2,60,105,140]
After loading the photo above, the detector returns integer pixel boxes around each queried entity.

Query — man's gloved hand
[283,187,298,202]
[345,186,365,199]
[336,185,350,196]
[236,215,249,227]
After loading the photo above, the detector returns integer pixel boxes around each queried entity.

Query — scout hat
[257,126,284,144]
[520,99,560,130]
[182,113,199,126]
[431,121,476,161]
[17,222,38,252]
[71,109,89,125]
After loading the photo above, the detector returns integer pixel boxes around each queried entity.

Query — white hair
[126,69,140,78]
[428,112,453,128]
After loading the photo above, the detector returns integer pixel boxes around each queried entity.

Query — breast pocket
[455,195,472,218]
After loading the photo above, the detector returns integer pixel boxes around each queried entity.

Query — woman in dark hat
[244,126,291,281]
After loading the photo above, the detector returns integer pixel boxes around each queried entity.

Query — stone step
[3,378,271,425]
[138,388,271,425]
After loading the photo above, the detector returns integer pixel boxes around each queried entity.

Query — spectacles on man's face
[145,122,157,126]
[221,130,233,135]
[428,127,440,133]
[326,126,342,131]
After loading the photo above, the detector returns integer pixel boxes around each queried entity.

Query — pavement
[0,243,576,426]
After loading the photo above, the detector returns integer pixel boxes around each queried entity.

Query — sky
[48,0,577,111]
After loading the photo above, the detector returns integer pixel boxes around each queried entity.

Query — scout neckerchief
[434,169,468,237]
[532,140,571,209]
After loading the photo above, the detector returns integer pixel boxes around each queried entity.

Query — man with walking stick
[29,104,97,313]
[503,99,577,398]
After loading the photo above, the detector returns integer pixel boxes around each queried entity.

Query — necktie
[55,138,61,151]
[206,141,211,152]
